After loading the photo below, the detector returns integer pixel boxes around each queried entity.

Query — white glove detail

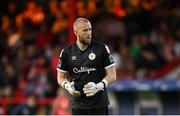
[83,82,104,97]
[63,81,81,97]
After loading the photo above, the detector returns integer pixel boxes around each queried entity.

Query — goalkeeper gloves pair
[62,79,108,97]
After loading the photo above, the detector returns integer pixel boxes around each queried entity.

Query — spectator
[11,94,39,115]
[51,87,71,115]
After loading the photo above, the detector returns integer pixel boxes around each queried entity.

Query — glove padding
[83,82,104,97]
[64,81,81,97]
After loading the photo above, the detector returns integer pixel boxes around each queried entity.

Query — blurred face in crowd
[73,18,92,46]
[27,95,38,107]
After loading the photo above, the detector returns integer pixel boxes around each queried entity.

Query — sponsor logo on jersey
[58,59,62,68]
[73,67,96,74]
[88,51,96,60]
[109,55,114,63]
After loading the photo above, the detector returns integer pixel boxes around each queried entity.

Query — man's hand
[64,81,81,97]
[83,82,104,97]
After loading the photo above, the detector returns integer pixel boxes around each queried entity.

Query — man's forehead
[76,20,91,26]
[76,21,91,29]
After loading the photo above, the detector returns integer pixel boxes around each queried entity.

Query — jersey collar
[75,41,92,53]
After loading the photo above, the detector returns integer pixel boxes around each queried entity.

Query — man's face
[75,21,92,45]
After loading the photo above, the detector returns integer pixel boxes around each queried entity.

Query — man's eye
[83,29,88,31]
[82,28,92,32]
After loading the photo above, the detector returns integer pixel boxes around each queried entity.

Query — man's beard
[79,37,91,46]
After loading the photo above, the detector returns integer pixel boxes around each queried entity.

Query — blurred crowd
[0,0,179,114]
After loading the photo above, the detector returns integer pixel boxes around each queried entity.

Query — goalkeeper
[57,17,116,115]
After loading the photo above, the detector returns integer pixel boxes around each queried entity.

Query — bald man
[57,17,116,115]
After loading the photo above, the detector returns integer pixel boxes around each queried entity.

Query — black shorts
[72,106,109,115]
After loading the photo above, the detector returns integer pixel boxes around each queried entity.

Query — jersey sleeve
[57,49,68,73]
[102,45,116,69]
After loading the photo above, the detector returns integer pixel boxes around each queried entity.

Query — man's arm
[103,65,116,86]
[57,70,68,87]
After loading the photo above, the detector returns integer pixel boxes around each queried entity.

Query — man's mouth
[86,37,91,39]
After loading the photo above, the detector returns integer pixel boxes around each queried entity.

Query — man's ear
[74,31,77,36]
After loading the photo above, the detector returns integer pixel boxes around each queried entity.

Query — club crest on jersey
[88,51,96,60]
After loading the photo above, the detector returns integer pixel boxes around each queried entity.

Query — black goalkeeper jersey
[57,40,115,109]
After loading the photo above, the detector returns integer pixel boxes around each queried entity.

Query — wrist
[61,80,70,89]
[102,79,108,88]
[96,79,108,92]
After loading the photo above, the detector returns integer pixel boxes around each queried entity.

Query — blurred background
[0,0,180,115]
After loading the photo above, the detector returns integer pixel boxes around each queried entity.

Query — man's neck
[76,40,88,51]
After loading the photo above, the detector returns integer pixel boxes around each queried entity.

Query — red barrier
[0,97,53,115]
